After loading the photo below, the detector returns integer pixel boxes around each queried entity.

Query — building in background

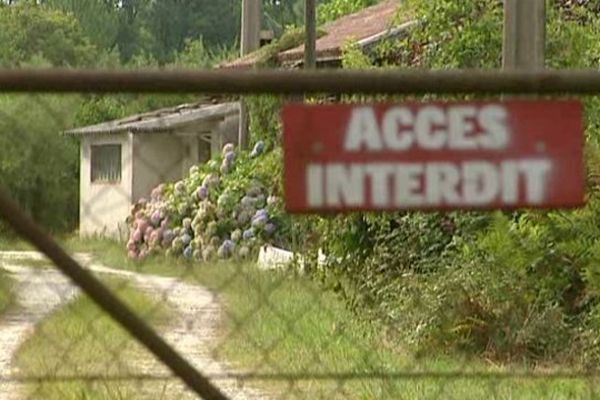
[222,0,414,69]
[66,102,239,238]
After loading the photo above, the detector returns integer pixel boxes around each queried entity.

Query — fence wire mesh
[0,90,599,400]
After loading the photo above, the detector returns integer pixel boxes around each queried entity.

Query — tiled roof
[222,0,408,69]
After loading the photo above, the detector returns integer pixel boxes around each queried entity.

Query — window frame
[90,143,122,184]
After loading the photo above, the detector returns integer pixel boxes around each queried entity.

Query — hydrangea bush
[126,142,289,261]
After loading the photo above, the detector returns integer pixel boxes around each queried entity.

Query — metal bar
[7,370,600,382]
[304,0,317,69]
[0,188,229,400]
[2,68,600,94]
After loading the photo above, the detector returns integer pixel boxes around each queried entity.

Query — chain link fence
[0,71,599,400]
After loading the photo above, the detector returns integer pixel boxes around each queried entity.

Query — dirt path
[0,251,265,400]
[0,252,79,400]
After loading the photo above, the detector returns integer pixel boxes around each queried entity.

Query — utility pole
[239,0,262,149]
[305,0,317,69]
[241,0,262,56]
[503,0,546,70]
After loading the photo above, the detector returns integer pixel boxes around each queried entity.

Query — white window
[91,144,121,183]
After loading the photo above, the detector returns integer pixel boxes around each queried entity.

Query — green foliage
[247,95,284,149]
[44,0,121,53]
[0,95,80,232]
[318,0,379,24]
[250,27,325,67]
[74,92,204,128]
[140,0,240,64]
[173,39,237,69]
[0,2,99,67]
[0,269,14,316]
[394,209,600,361]
[41,0,241,64]
[400,0,503,68]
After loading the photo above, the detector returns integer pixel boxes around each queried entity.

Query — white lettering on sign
[344,105,509,151]
[305,160,552,208]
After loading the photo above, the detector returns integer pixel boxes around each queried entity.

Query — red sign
[283,101,585,213]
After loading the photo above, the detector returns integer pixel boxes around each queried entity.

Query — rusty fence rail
[2,68,600,95]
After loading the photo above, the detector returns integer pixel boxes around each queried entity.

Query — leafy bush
[0,95,80,232]
[318,0,379,24]
[393,210,594,361]
[0,3,99,68]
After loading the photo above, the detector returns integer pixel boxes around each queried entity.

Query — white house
[66,101,240,239]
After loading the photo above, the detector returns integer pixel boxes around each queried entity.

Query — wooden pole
[304,0,317,69]
[503,0,546,70]
[241,0,262,56]
[239,0,262,149]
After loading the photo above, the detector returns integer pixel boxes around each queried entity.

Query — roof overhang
[64,102,240,136]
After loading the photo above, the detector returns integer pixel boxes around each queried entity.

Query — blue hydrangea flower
[243,228,255,240]
[224,151,235,163]
[265,223,276,236]
[196,185,209,200]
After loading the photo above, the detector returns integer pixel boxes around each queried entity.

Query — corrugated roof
[65,101,240,136]
[221,0,410,69]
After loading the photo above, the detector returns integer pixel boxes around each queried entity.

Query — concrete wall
[79,133,133,239]
[131,133,187,202]
[180,135,201,178]
[211,114,240,155]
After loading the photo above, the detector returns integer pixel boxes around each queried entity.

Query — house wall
[131,118,239,204]
[211,114,240,155]
[80,133,133,239]
[131,133,190,203]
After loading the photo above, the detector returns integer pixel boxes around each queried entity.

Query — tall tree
[0,2,99,67]
[44,0,120,51]
[141,0,239,64]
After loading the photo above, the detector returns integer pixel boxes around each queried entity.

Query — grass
[0,236,34,251]
[62,238,600,400]
[0,269,15,315]
[2,257,53,269]
[15,277,173,400]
